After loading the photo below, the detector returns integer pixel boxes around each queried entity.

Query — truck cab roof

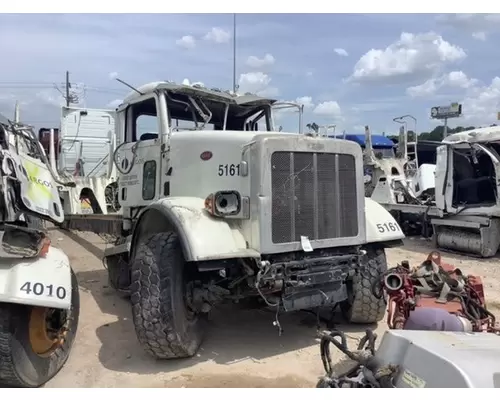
[122,81,279,130]
[123,81,277,107]
[443,126,500,144]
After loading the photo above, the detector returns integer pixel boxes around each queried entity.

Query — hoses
[317,329,383,388]
[113,140,139,175]
[317,329,398,388]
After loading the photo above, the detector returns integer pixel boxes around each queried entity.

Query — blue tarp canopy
[329,134,395,148]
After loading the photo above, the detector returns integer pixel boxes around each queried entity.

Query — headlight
[204,191,241,216]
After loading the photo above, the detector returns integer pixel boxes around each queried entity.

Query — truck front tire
[130,231,205,359]
[341,247,387,324]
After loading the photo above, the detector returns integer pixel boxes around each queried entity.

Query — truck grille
[271,151,358,244]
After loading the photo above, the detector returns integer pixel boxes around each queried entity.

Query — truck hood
[170,129,301,149]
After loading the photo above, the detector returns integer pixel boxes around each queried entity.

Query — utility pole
[232,14,237,94]
[14,101,19,123]
[65,71,70,107]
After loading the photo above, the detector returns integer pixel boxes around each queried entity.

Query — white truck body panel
[413,163,436,197]
[60,106,116,178]
[0,246,72,309]
[365,197,405,242]
[145,197,259,261]
[118,128,403,261]
[58,107,118,215]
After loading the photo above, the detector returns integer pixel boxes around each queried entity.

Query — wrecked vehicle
[348,126,436,237]
[0,116,80,387]
[383,125,500,257]
[93,81,405,360]
[431,126,500,257]
[36,105,119,217]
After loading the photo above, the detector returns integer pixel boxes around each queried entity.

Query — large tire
[342,247,387,324]
[130,231,205,359]
[0,268,80,387]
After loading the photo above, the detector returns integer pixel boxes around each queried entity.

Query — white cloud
[246,54,275,69]
[275,96,315,117]
[176,35,196,49]
[238,72,279,97]
[462,77,500,124]
[334,48,348,57]
[406,71,477,97]
[238,72,270,93]
[406,79,439,98]
[349,32,466,83]
[203,27,230,44]
[313,101,342,118]
[447,71,478,89]
[296,96,314,109]
[437,14,500,41]
[108,71,118,80]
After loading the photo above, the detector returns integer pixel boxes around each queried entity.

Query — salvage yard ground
[45,229,500,388]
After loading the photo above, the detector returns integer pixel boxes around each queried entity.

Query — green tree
[418,125,476,141]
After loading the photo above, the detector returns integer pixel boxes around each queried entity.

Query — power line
[0,85,125,94]
[0,82,127,95]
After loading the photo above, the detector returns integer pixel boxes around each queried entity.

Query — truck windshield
[164,89,273,132]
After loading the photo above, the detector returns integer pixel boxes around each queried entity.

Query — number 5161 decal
[376,222,400,233]
[218,164,241,176]
[20,281,67,300]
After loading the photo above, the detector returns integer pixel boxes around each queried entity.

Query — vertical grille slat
[271,151,358,244]
[292,153,315,241]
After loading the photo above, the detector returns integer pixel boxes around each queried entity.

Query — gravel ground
[44,229,500,388]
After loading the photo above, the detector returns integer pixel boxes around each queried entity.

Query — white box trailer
[52,106,120,217]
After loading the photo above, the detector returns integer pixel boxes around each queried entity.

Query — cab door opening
[451,145,497,208]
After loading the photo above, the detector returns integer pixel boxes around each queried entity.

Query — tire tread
[347,247,387,324]
[130,232,202,359]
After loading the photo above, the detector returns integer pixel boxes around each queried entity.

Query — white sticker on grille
[300,235,313,252]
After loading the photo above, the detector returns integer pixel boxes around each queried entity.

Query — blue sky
[1,13,500,135]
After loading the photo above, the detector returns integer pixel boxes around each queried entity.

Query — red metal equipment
[376,251,499,333]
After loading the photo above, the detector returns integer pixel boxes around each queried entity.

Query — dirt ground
[44,229,500,388]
